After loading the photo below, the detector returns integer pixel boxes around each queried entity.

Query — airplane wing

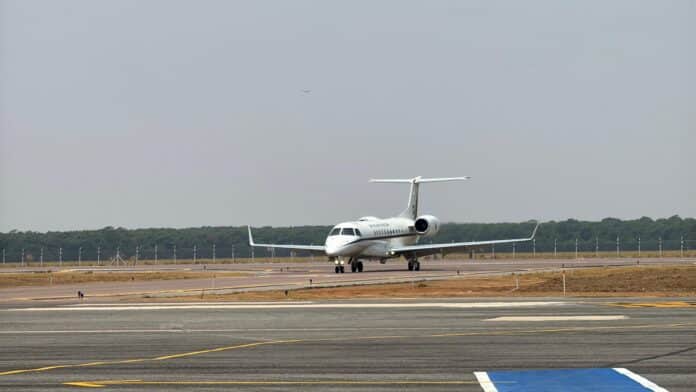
[389,222,540,258]
[247,226,326,255]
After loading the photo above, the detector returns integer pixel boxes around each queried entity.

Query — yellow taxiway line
[1,322,695,378]
[64,379,481,388]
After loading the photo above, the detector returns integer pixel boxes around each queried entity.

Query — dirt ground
[0,271,245,288]
[156,265,696,301]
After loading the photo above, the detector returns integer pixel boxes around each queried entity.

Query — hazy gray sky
[1,0,694,232]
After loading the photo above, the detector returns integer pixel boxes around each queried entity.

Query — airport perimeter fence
[1,237,695,266]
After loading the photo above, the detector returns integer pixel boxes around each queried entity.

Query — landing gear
[350,260,364,273]
[335,265,345,273]
[407,259,420,271]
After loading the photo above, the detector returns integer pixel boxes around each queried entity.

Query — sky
[0,0,694,232]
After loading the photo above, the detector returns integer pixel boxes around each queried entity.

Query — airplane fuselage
[324,217,424,259]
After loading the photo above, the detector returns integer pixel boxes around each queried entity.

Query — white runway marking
[613,368,670,392]
[5,301,565,312]
[486,315,627,322]
[473,372,499,392]
[65,301,313,307]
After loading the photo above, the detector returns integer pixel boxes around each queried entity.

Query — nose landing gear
[334,259,345,273]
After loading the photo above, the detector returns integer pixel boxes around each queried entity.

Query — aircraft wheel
[357,261,363,272]
[414,261,421,271]
[351,263,357,273]
[340,266,345,273]
[335,266,340,274]
[407,261,414,271]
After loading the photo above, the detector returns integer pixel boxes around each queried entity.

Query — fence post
[59,247,62,266]
[637,236,641,258]
[78,247,82,266]
[533,238,536,258]
[40,247,44,267]
[155,245,158,264]
[173,245,177,264]
[21,248,25,266]
[97,246,101,265]
[595,237,599,258]
[659,237,663,258]
[213,244,216,263]
[2,248,4,265]
[681,236,684,258]
[193,245,197,264]
[616,236,620,257]
[553,238,557,258]
[512,242,516,259]
[575,238,578,259]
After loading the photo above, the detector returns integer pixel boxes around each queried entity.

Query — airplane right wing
[389,222,539,258]
[247,226,326,255]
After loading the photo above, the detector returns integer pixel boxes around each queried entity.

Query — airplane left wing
[389,222,540,258]
[247,226,326,255]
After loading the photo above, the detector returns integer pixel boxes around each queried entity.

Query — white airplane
[248,176,538,273]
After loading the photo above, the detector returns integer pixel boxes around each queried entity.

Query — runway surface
[1,257,693,303]
[1,297,694,391]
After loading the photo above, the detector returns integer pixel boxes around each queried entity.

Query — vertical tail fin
[369,176,470,219]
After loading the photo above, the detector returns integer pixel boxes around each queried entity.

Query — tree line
[0,216,694,262]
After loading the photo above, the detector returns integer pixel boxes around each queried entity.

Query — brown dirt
[0,271,245,288]
[140,265,696,302]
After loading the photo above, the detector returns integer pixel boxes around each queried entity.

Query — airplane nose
[325,245,339,257]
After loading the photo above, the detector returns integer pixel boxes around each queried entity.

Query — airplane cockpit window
[341,228,355,236]
[330,228,341,236]
[354,229,361,237]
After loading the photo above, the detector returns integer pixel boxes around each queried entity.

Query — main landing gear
[350,260,364,273]
[407,259,420,271]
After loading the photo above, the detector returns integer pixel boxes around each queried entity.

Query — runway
[1,298,694,391]
[1,257,693,303]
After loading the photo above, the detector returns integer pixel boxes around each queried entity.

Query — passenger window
[330,228,340,236]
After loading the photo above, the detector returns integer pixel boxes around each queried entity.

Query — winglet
[530,221,540,239]
[247,225,255,246]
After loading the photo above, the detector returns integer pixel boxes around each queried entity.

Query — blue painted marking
[486,368,655,392]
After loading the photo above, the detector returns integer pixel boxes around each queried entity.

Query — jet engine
[414,215,441,237]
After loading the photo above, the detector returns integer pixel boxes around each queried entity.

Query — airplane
[248,176,539,273]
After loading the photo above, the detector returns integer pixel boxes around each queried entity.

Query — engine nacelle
[414,215,441,237]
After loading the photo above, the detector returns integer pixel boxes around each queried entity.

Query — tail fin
[369,176,470,219]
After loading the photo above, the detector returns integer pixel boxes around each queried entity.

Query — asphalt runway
[1,257,693,303]
[1,298,695,391]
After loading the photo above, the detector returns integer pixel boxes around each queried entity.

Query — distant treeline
[0,216,694,262]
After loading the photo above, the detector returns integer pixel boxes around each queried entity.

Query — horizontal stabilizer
[369,176,470,184]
